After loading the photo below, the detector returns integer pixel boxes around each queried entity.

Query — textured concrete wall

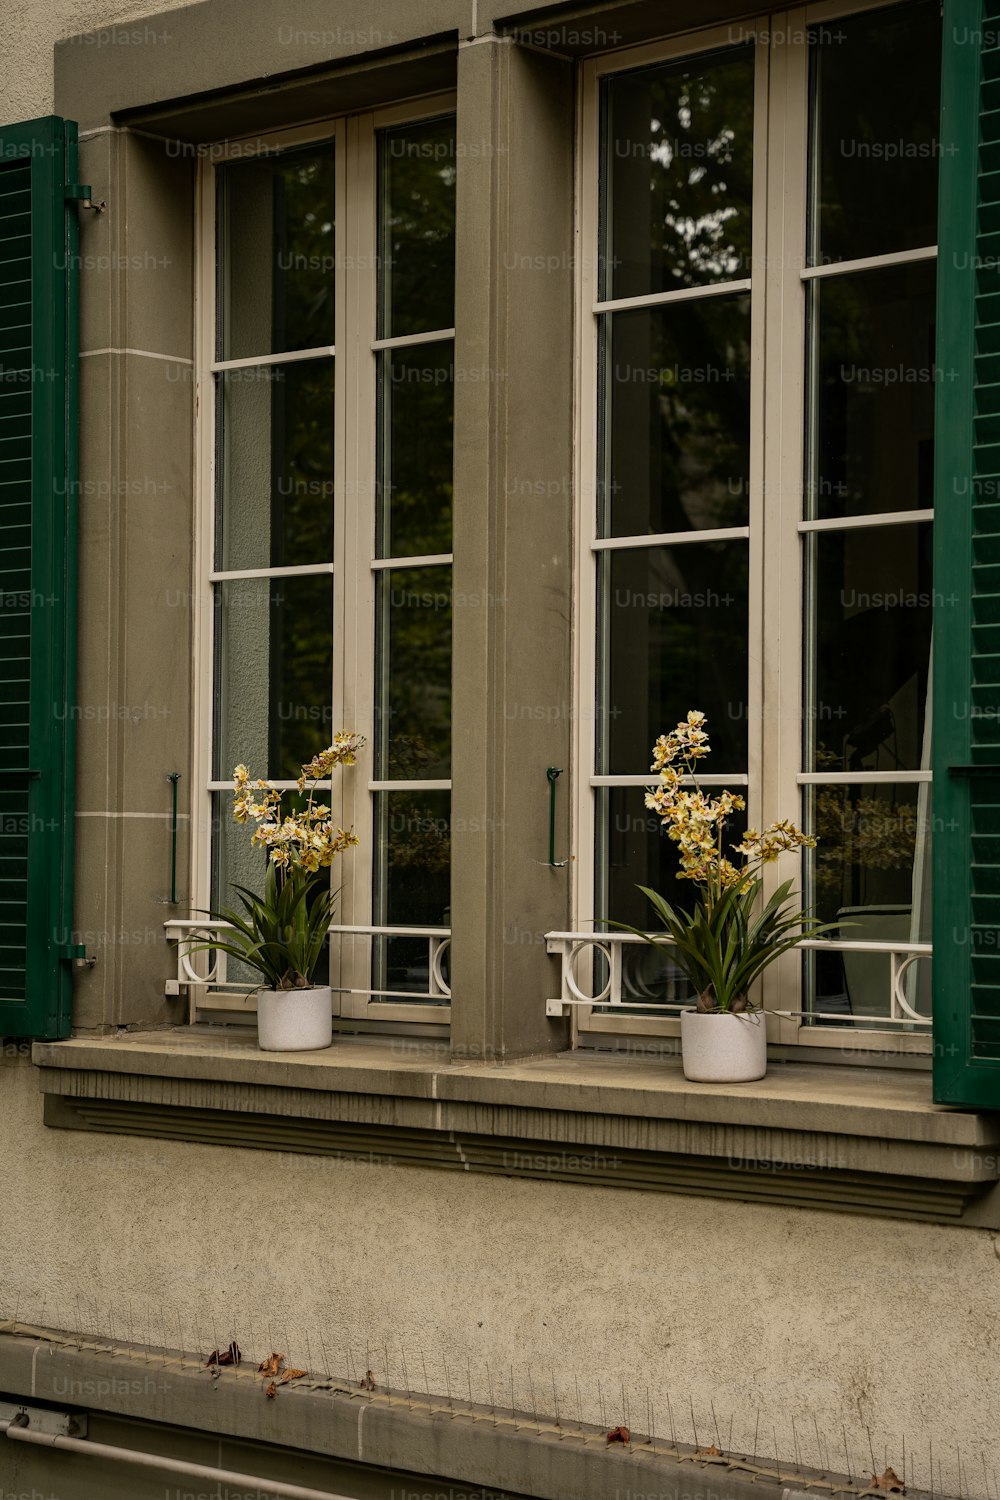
[2,1054,999,1498]
[3,0,206,121]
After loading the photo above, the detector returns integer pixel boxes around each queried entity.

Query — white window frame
[192,92,456,1029]
[572,0,933,1058]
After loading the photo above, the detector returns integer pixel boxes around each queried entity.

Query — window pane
[214,573,333,781]
[602,46,755,299]
[216,360,334,570]
[378,342,453,559]
[377,567,451,780]
[807,263,936,521]
[808,523,932,773]
[218,145,336,360]
[601,297,751,537]
[380,117,456,338]
[804,781,932,1027]
[372,790,451,998]
[599,543,748,775]
[808,0,941,265]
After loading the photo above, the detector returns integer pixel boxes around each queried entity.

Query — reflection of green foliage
[270,574,333,778]
[605,542,749,776]
[609,295,751,537]
[382,342,453,557]
[381,118,456,336]
[813,1,940,264]
[606,47,754,293]
[381,570,451,779]
[271,362,334,564]
[274,149,337,350]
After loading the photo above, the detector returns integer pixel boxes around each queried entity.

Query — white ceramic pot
[256,986,333,1052]
[679,1007,767,1082]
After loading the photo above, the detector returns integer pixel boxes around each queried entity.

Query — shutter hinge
[57,943,97,970]
[65,184,107,214]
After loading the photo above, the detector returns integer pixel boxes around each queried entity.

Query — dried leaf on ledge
[360,1370,376,1391]
[697,1444,723,1457]
[871,1468,905,1493]
[606,1425,630,1446]
[206,1341,241,1368]
[264,1380,278,1399]
[257,1352,284,1376]
[278,1368,308,1385]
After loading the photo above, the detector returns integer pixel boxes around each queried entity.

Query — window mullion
[192,155,220,918]
[759,9,810,1039]
[337,112,377,1017]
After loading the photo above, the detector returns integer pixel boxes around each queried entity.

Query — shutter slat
[0,117,78,1039]
[934,4,1000,1103]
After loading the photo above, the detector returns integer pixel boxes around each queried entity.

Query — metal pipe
[0,1419,354,1500]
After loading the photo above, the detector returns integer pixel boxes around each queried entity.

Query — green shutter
[934,1,1000,1104]
[0,117,79,1039]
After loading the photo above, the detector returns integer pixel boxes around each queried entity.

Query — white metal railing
[544,931,932,1027]
[164,920,451,1023]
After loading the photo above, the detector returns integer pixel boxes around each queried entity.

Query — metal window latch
[57,943,97,970]
[65,184,107,213]
[547,766,568,868]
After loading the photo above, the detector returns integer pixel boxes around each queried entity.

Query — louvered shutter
[0,117,79,1039]
[934,1,1000,1104]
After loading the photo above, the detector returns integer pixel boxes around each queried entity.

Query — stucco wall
[2,1054,998,1498]
[3,0,206,121]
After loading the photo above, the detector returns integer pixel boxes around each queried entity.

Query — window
[194,101,455,1026]
[574,0,939,1053]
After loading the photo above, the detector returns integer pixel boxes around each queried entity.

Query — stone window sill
[32,1029,1000,1227]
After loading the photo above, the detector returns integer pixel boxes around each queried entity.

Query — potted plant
[622,711,832,1082]
[191,734,363,1052]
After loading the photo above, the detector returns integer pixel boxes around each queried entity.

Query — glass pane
[804,781,932,1027]
[808,0,941,265]
[218,145,336,360]
[602,46,755,299]
[380,117,456,338]
[214,573,333,781]
[216,360,334,570]
[377,567,451,780]
[599,542,749,774]
[372,790,451,998]
[808,523,932,773]
[807,262,936,521]
[601,297,751,537]
[378,341,453,558]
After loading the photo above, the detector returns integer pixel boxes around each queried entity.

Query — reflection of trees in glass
[386,749,450,877]
[269,574,333,779]
[812,265,936,520]
[606,48,754,295]
[606,544,749,775]
[381,118,456,336]
[811,0,940,264]
[811,750,918,920]
[382,344,453,557]
[608,296,751,536]
[273,150,337,350]
[380,567,451,780]
[269,363,334,566]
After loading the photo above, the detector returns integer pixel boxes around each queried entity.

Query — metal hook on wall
[546,767,568,868]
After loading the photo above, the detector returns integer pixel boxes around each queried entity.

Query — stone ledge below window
[32,1029,1000,1228]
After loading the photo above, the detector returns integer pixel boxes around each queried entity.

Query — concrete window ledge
[32,1030,1000,1227]
[0,1325,950,1500]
